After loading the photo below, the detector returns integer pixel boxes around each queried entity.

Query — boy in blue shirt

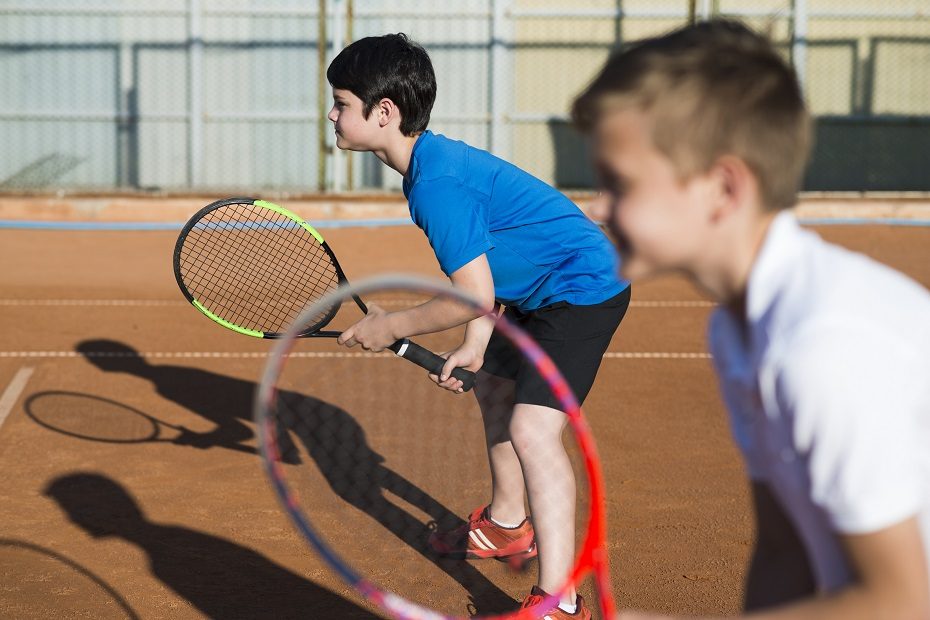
[328,33,630,619]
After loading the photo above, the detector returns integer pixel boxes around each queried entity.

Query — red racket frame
[254,274,616,619]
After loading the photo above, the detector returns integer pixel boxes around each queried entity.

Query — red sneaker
[428,505,537,566]
[520,586,591,619]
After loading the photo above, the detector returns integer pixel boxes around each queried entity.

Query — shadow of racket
[24,391,256,455]
[0,537,140,620]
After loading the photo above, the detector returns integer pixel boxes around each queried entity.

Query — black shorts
[481,286,631,409]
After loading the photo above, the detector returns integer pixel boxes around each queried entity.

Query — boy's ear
[710,155,757,222]
[376,98,399,128]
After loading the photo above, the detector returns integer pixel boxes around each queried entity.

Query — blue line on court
[2,217,930,231]
[0,218,415,231]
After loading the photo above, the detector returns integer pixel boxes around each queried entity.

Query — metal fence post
[792,0,808,93]
[317,0,328,191]
[330,0,344,192]
[346,0,355,190]
[490,0,510,159]
[188,0,204,187]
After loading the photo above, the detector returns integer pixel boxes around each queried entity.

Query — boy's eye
[596,169,627,197]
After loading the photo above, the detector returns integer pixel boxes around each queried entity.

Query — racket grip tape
[389,339,476,392]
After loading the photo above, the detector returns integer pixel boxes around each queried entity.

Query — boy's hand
[429,342,484,393]
[337,304,397,352]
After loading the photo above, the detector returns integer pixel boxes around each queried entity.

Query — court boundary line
[2,217,930,231]
[0,299,716,308]
[0,351,711,360]
[0,218,414,231]
[0,367,34,431]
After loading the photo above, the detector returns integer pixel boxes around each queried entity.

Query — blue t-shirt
[403,130,627,311]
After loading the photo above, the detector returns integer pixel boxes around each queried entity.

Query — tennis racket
[254,274,616,619]
[173,197,475,392]
[25,391,256,454]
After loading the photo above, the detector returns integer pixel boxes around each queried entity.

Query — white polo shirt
[709,211,930,592]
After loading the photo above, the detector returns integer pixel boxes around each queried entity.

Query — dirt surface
[1,223,928,619]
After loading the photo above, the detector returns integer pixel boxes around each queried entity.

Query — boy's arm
[394,253,496,338]
[743,516,930,620]
[337,254,495,351]
[431,301,499,386]
[620,322,930,620]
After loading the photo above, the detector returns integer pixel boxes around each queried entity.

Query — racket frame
[174,198,475,391]
[254,274,616,620]
[174,197,349,339]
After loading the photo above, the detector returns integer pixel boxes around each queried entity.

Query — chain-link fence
[2,0,928,193]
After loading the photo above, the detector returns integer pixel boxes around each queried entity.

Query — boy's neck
[373,132,422,177]
[696,210,778,318]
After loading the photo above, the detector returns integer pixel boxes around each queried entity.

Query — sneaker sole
[433,543,537,569]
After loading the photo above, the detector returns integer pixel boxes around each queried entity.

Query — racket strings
[179,203,340,333]
[262,339,596,619]
[220,209,323,327]
[225,217,309,326]
[188,223,280,328]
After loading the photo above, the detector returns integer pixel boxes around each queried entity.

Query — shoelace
[521,586,569,614]
[457,508,493,534]
[520,593,547,610]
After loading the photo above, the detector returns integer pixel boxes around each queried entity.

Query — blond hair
[572,19,811,210]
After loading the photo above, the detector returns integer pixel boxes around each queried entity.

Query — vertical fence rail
[490,0,510,160]
[791,0,808,93]
[188,0,204,188]
[329,0,345,193]
[317,0,328,192]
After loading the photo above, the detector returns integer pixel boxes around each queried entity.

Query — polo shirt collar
[746,210,804,325]
[403,130,433,197]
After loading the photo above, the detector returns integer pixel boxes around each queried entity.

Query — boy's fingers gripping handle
[388,339,476,392]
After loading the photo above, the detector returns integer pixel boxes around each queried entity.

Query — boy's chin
[335,138,370,153]
[618,256,656,282]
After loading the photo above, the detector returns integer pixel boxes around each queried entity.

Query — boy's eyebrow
[594,162,622,185]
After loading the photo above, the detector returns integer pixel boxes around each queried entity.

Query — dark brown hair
[327,33,436,136]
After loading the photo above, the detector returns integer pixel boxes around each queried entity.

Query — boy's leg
[428,369,537,563]
[510,402,576,605]
[508,288,629,611]
[475,369,526,524]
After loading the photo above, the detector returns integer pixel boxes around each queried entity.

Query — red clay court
[1,199,928,618]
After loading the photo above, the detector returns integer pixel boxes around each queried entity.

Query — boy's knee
[509,406,564,457]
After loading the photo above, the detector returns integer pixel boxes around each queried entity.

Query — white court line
[630,300,714,307]
[604,352,712,359]
[0,351,711,360]
[0,299,715,308]
[0,367,34,431]
[0,299,184,306]
[0,351,392,359]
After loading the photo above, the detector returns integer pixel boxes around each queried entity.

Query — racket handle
[389,339,476,392]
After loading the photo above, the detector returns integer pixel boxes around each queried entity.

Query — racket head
[173,197,344,339]
[24,391,163,444]
[254,274,615,619]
